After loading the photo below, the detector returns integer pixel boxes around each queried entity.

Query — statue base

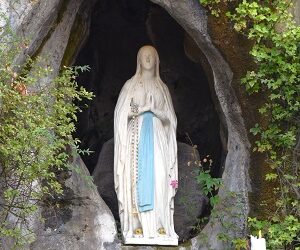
[124,237,178,246]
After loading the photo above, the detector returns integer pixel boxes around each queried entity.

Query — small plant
[186,133,222,207]
[183,134,222,237]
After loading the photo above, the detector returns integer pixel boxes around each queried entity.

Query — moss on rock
[205,2,279,219]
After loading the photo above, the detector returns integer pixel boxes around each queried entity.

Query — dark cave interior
[74,0,223,177]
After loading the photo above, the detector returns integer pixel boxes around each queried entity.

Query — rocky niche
[73,0,224,243]
[74,0,223,174]
[1,0,254,249]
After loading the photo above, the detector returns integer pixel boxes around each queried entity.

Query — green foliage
[184,134,222,236]
[0,17,93,248]
[228,0,299,157]
[200,0,222,16]
[227,1,300,249]
[232,238,248,250]
[201,0,300,248]
[199,0,235,17]
[248,216,300,249]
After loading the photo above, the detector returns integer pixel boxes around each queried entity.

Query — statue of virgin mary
[114,45,178,245]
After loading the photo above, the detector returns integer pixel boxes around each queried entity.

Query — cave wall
[2,0,299,249]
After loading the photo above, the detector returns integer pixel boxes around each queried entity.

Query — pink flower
[170,180,178,189]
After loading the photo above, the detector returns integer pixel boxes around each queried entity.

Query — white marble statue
[114,45,178,245]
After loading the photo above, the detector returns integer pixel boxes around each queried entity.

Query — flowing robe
[114,77,178,240]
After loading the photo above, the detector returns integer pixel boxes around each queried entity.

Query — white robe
[114,76,178,241]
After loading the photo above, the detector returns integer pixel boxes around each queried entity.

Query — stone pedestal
[124,237,178,246]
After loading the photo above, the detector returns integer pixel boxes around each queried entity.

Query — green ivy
[227,1,300,161]
[200,0,222,16]
[227,0,300,219]
[200,0,299,249]
[248,216,300,249]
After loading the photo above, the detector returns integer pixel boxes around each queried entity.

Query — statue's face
[139,48,156,71]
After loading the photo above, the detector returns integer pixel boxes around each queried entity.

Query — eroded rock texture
[30,154,119,250]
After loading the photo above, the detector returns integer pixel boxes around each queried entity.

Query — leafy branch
[0,15,94,248]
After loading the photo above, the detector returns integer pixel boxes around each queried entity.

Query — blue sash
[137,111,154,212]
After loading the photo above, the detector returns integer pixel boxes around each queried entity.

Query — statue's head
[135,45,160,78]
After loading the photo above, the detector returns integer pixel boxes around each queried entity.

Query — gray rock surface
[92,138,119,221]
[30,153,119,250]
[293,0,300,24]
[0,0,34,30]
[1,154,120,250]
[92,139,208,242]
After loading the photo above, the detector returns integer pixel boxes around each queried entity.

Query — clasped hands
[138,95,156,115]
[130,95,166,121]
